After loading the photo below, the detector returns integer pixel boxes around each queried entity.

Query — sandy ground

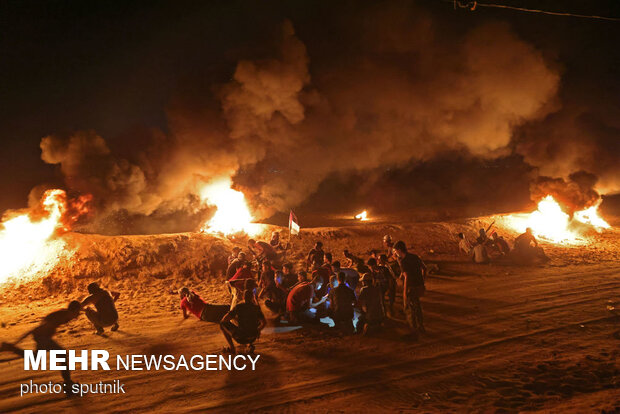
[1,218,619,413]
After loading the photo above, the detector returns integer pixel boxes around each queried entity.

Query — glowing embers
[503,195,610,244]
[199,178,260,236]
[0,189,75,284]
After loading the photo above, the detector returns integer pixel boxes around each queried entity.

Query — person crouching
[328,272,356,334]
[220,289,266,354]
[81,282,120,335]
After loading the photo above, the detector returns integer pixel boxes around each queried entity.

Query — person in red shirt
[179,287,229,323]
[286,277,327,323]
[227,262,257,309]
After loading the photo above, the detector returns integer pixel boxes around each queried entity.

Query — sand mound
[1,217,617,302]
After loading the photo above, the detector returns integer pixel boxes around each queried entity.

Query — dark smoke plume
[40,3,576,232]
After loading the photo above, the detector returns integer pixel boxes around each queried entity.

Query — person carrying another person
[179,287,229,323]
[328,272,357,334]
[220,289,266,354]
[458,232,472,254]
[81,282,120,335]
[286,276,327,324]
[394,240,427,339]
[248,238,278,263]
[307,241,325,269]
[357,273,384,334]
[1,301,82,396]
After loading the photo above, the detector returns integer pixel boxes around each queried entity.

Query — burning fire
[573,200,611,230]
[355,210,369,221]
[504,195,610,244]
[0,189,76,284]
[199,178,260,236]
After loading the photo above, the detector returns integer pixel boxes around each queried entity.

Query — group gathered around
[459,225,549,264]
[1,225,547,396]
[184,232,428,354]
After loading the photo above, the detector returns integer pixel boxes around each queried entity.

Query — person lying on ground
[357,273,385,335]
[286,276,327,324]
[179,287,230,323]
[248,238,278,263]
[1,301,81,396]
[332,260,360,292]
[307,241,325,269]
[328,272,357,334]
[81,282,120,335]
[226,251,247,279]
[394,240,427,339]
[458,232,472,254]
[228,247,241,265]
[220,289,266,354]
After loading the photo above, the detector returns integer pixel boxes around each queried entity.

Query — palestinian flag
[289,210,300,235]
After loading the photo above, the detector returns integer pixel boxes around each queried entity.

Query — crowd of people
[1,226,548,397]
[174,232,429,354]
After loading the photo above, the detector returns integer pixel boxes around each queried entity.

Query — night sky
[1,1,618,229]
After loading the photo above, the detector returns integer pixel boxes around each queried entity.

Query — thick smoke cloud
[40,3,584,233]
[219,13,559,216]
[516,103,620,196]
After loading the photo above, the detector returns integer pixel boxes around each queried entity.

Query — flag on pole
[289,210,300,235]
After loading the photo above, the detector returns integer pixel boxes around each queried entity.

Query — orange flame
[0,189,76,284]
[199,178,261,236]
[503,195,610,244]
[355,210,369,221]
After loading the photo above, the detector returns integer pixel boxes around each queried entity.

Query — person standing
[394,241,427,339]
